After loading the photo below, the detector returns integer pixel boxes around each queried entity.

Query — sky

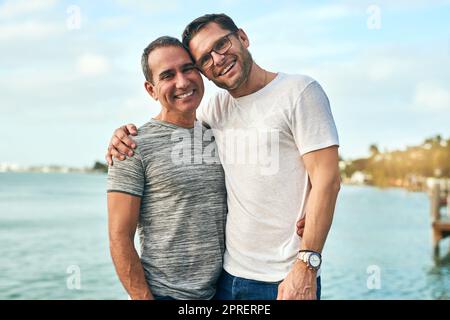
[1,0,450,167]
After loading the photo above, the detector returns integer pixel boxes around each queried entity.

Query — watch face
[309,254,321,268]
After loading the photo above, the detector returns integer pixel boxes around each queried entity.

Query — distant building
[350,171,368,185]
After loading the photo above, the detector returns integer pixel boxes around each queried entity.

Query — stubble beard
[213,47,253,92]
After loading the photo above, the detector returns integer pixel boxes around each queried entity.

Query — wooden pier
[430,181,450,257]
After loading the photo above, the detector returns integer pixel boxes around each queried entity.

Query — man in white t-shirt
[105,14,340,300]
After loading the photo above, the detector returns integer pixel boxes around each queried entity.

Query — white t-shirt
[197,73,339,282]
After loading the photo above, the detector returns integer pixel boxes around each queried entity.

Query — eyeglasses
[196,31,237,70]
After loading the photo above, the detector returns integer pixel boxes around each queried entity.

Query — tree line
[341,135,450,188]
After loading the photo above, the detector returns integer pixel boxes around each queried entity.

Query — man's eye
[199,56,211,66]
[215,38,228,50]
[161,74,172,80]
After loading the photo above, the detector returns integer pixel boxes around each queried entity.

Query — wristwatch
[297,250,322,271]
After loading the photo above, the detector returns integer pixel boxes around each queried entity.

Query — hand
[105,124,138,166]
[296,217,305,238]
[277,260,317,300]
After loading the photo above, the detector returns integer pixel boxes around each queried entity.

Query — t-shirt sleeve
[290,80,339,155]
[107,148,145,197]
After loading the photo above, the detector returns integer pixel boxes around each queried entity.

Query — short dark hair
[182,13,239,48]
[141,36,192,83]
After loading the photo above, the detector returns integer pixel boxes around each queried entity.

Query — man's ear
[144,81,158,101]
[237,28,250,48]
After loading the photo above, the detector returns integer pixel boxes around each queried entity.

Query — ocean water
[0,172,449,299]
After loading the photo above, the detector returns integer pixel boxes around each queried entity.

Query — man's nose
[175,73,190,89]
[211,51,226,66]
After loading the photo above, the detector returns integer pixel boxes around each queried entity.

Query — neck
[228,63,277,98]
[154,109,196,128]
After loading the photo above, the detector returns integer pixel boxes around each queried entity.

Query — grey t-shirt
[107,119,227,300]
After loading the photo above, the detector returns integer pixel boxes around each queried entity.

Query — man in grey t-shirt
[107,36,227,300]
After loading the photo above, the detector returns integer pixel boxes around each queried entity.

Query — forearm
[110,238,153,300]
[300,179,340,253]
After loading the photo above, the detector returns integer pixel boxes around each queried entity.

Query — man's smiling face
[146,45,204,114]
[188,22,253,91]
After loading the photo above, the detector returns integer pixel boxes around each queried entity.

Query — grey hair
[141,36,193,83]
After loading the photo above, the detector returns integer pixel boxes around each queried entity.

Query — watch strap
[297,250,322,270]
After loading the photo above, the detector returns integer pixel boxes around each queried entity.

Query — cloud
[114,0,180,13]
[307,3,357,20]
[366,58,405,81]
[241,3,360,49]
[0,0,56,19]
[96,16,132,31]
[118,90,158,124]
[244,3,357,29]
[0,21,62,41]
[340,0,450,11]
[256,42,357,65]
[77,53,111,76]
[414,82,450,111]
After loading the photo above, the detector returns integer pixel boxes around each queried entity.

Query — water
[322,185,450,299]
[0,172,124,299]
[0,173,449,299]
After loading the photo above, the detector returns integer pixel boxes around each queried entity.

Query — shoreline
[0,170,438,194]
